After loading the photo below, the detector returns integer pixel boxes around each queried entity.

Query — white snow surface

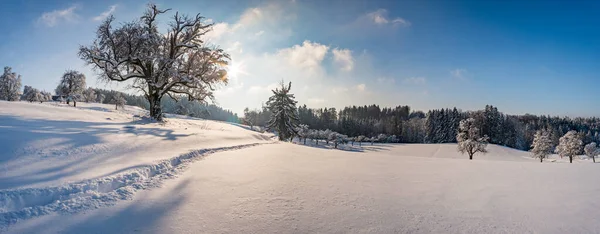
[3,101,600,233]
[0,101,274,228]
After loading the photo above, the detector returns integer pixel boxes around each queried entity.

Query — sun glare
[227,61,247,78]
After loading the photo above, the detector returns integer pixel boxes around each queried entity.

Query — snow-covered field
[2,101,600,233]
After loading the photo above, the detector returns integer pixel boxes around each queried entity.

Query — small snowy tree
[295,124,309,144]
[556,130,583,163]
[456,118,489,160]
[266,81,299,141]
[21,85,33,101]
[0,67,22,101]
[584,142,598,163]
[328,132,347,149]
[356,135,366,146]
[79,4,229,121]
[111,93,126,110]
[531,129,553,163]
[83,88,96,102]
[308,129,319,145]
[56,70,86,107]
[369,136,376,145]
[388,135,398,143]
[328,131,339,148]
[96,93,105,103]
[40,91,52,102]
[377,134,388,143]
[322,129,333,144]
[23,87,43,103]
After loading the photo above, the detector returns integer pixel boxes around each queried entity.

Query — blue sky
[0,0,599,117]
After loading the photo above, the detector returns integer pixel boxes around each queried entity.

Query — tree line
[245,104,600,152]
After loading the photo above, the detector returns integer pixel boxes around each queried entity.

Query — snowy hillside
[0,101,274,226]
[3,100,600,233]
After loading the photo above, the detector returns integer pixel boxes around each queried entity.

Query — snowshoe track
[0,142,273,227]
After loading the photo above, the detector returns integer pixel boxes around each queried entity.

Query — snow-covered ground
[2,100,600,233]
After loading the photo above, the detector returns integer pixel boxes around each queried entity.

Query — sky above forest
[0,0,599,117]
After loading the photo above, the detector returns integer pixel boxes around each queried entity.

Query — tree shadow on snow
[291,140,365,153]
[10,178,193,234]
[291,139,394,153]
[78,106,113,113]
[0,114,191,189]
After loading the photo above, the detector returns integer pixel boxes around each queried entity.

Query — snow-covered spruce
[456,118,489,160]
[266,81,300,141]
[0,142,269,227]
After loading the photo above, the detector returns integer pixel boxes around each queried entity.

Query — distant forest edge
[243,104,600,151]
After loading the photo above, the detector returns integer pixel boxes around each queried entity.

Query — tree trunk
[73,101,76,107]
[359,142,362,146]
[351,141,354,146]
[335,142,338,148]
[569,156,573,163]
[593,156,596,163]
[315,139,318,145]
[469,153,473,160]
[115,103,118,110]
[304,138,306,145]
[148,92,163,121]
[540,157,543,163]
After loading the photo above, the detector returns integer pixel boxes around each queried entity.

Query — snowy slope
[3,101,600,233]
[0,101,274,227]
[6,142,600,234]
[0,101,273,190]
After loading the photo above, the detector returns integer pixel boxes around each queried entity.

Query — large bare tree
[79,4,229,121]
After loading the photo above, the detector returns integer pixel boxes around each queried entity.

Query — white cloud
[255,30,265,37]
[276,40,329,71]
[38,5,79,27]
[403,77,426,85]
[365,9,410,27]
[332,48,354,71]
[239,8,263,25]
[205,22,233,41]
[92,5,117,21]
[227,41,243,53]
[355,84,366,92]
[451,69,468,80]
[391,18,411,26]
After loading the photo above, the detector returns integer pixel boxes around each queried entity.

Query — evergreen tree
[266,81,300,141]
